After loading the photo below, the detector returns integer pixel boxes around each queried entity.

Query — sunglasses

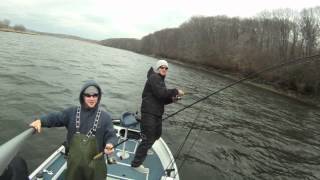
[159,66,168,70]
[84,94,99,98]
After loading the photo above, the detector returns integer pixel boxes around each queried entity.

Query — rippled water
[0,32,319,180]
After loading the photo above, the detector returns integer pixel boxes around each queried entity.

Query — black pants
[131,113,162,167]
[0,156,29,180]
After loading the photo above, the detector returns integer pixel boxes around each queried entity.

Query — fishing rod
[163,54,320,121]
[92,138,131,161]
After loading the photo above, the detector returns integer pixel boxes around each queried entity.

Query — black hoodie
[140,67,178,117]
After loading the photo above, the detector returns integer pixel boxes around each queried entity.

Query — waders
[65,106,105,180]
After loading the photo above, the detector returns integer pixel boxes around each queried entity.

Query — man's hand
[178,89,185,96]
[29,119,42,133]
[104,144,114,155]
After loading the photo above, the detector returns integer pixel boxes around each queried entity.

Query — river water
[0,31,319,180]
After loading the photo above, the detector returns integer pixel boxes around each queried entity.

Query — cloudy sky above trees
[0,0,319,40]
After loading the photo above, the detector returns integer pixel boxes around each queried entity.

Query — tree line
[103,7,319,96]
[0,19,26,31]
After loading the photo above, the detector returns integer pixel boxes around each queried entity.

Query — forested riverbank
[100,7,320,105]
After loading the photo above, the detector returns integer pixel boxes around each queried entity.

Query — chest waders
[65,106,106,180]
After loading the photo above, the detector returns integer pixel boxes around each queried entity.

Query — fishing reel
[172,95,182,102]
[107,155,117,164]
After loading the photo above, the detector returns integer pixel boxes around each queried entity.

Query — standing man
[30,80,117,180]
[131,60,184,173]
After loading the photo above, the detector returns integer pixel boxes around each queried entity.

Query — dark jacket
[140,67,178,117]
[40,80,117,152]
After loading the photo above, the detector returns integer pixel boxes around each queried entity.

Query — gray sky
[0,0,319,40]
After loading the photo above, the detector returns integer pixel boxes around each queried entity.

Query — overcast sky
[0,0,319,40]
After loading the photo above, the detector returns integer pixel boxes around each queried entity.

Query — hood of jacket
[79,80,102,106]
[148,67,165,79]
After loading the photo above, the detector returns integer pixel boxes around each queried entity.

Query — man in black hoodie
[30,80,117,180]
[131,60,184,173]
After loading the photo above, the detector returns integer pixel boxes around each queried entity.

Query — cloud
[0,0,319,40]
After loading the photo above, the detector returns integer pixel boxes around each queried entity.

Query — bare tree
[13,24,26,31]
[0,19,10,28]
[299,7,320,56]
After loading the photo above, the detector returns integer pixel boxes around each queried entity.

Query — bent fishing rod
[163,54,320,121]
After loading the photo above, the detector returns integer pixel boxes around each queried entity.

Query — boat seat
[120,111,139,129]
[117,112,140,160]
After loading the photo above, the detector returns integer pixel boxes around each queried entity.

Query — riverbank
[167,58,320,108]
[0,28,37,35]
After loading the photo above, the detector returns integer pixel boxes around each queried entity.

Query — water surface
[0,31,319,180]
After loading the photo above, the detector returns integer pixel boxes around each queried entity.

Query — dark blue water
[0,31,319,180]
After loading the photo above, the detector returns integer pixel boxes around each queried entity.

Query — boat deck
[33,135,169,180]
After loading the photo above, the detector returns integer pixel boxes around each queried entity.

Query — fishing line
[173,109,202,179]
[162,54,320,121]
[159,108,202,180]
[177,117,201,171]
[173,109,202,160]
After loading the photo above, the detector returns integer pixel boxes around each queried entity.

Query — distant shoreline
[0,28,97,44]
[0,28,37,35]
[167,58,320,108]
